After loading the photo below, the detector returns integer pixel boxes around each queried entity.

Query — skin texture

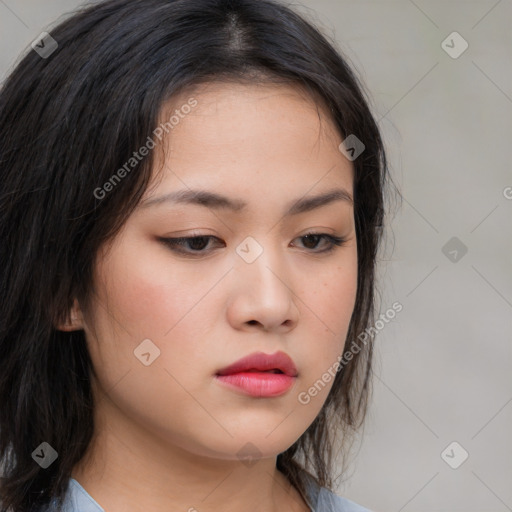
[59,81,358,512]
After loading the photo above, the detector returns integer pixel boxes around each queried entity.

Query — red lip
[216,351,298,377]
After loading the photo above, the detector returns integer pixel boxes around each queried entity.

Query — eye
[159,232,347,257]
[159,235,221,255]
[293,232,347,253]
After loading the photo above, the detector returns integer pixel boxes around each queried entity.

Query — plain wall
[1,1,510,511]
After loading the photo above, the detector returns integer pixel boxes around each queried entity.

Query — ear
[55,298,84,331]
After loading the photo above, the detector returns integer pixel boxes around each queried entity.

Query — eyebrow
[139,187,353,216]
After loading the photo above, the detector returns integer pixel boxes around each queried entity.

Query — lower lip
[215,372,296,397]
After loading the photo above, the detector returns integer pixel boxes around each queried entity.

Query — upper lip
[216,351,298,377]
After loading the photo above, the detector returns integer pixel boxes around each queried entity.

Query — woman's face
[77,81,358,463]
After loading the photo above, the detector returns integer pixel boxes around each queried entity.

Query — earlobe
[56,298,84,331]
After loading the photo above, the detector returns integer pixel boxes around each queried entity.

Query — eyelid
[158,231,347,256]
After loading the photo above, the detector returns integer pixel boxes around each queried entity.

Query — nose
[226,240,299,333]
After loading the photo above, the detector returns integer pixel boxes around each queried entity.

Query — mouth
[234,369,284,374]
[246,368,284,375]
[215,351,298,397]
[215,371,296,397]
[215,351,298,378]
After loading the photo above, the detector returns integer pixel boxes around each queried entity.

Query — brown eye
[160,236,222,255]
[159,232,346,257]
[294,233,347,253]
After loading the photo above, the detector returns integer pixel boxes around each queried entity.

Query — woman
[0,0,394,510]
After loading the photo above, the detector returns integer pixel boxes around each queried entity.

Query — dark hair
[0,0,396,510]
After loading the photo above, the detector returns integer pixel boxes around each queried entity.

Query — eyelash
[159,232,347,257]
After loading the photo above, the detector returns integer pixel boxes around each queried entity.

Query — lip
[215,351,298,398]
[216,351,298,377]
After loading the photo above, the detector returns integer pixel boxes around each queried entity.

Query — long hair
[0,0,394,510]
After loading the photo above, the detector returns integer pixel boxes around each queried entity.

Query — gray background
[1,1,511,511]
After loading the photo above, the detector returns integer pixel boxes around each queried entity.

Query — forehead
[165,79,330,115]
[142,80,353,209]
[160,79,339,146]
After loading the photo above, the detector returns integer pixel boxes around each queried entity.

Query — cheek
[307,256,358,335]
[85,244,221,382]
[296,258,358,404]
[82,252,215,434]
[96,242,205,337]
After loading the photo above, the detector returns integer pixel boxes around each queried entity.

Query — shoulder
[301,471,373,512]
[38,478,105,512]
[317,486,373,512]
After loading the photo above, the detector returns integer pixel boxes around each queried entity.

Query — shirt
[42,473,373,512]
